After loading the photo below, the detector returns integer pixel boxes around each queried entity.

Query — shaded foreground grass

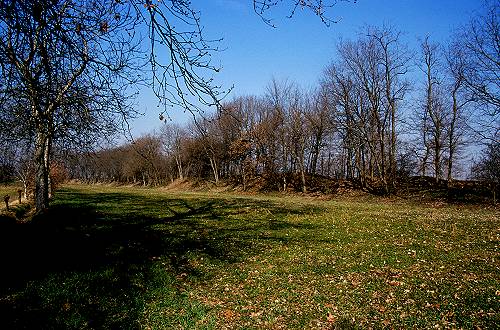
[0,184,498,329]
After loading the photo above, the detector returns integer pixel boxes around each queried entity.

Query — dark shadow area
[397,176,496,204]
[0,187,325,328]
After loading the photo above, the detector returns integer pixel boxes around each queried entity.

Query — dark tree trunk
[34,130,51,212]
[390,104,396,189]
[447,90,459,186]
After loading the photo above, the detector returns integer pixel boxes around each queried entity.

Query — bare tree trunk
[242,163,247,191]
[310,141,320,176]
[358,147,366,188]
[447,91,459,186]
[390,106,396,189]
[300,169,306,193]
[299,157,307,193]
[24,182,28,200]
[46,140,52,199]
[34,130,51,212]
[209,157,219,184]
[421,37,443,185]
[175,156,184,180]
[421,146,429,177]
[346,147,353,180]
[379,126,389,194]
[433,126,442,184]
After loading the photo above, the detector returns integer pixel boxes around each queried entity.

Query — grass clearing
[0,184,499,329]
[0,183,22,201]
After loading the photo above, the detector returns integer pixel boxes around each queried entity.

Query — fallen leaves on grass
[222,309,237,320]
[326,312,336,323]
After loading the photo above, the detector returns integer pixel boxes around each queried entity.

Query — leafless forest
[0,1,498,204]
[63,20,499,199]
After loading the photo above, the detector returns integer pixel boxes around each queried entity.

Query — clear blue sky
[130,0,484,137]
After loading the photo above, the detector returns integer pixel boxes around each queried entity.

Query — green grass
[0,183,22,202]
[0,184,499,329]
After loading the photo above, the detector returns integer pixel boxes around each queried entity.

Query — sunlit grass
[0,183,498,329]
[0,183,22,202]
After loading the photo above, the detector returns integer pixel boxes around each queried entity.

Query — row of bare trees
[0,0,350,212]
[1,2,498,198]
[65,86,338,192]
[320,26,411,193]
[62,10,498,192]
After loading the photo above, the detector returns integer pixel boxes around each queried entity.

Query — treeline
[59,19,498,194]
[2,17,499,196]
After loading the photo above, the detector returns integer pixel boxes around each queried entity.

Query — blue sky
[130,0,484,136]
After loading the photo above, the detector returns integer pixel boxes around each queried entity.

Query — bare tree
[0,1,228,211]
[0,0,355,211]
[191,118,226,185]
[459,0,500,114]
[221,96,260,189]
[335,33,391,191]
[306,88,334,176]
[12,141,35,200]
[417,37,448,183]
[251,96,282,183]
[414,36,473,185]
[320,26,410,192]
[0,1,140,210]
[0,134,15,183]
[369,26,410,188]
[445,41,472,184]
[160,123,187,181]
[288,89,309,192]
[264,78,295,190]
[129,135,165,186]
[253,0,351,26]
[321,63,362,182]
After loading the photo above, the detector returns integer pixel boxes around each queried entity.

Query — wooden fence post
[4,195,9,211]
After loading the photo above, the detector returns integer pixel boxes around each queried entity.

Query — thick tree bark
[175,155,184,180]
[300,166,307,193]
[34,130,51,212]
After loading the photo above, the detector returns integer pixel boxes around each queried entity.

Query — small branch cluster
[253,0,351,26]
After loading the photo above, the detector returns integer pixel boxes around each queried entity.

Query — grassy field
[0,184,498,329]
[0,183,22,203]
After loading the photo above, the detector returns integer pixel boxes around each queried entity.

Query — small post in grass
[4,195,9,210]
[17,189,22,204]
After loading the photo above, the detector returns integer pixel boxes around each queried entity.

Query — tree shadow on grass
[0,188,325,329]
